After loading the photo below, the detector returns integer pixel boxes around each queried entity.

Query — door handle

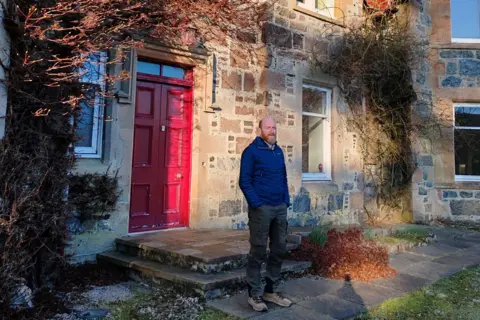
[176,173,183,179]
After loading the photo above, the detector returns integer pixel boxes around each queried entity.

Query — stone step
[116,235,301,274]
[97,251,311,299]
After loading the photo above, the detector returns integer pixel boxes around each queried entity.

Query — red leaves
[293,227,397,282]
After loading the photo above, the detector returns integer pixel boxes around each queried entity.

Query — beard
[262,133,276,145]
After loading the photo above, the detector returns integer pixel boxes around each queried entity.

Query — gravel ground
[50,280,206,320]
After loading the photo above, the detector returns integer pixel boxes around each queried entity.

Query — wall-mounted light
[204,54,221,114]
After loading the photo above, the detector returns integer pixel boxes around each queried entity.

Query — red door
[129,74,192,233]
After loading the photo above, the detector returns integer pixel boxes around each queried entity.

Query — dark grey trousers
[246,203,288,297]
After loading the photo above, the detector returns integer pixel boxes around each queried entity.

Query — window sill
[302,174,332,182]
[75,153,102,159]
[293,6,345,28]
[432,42,480,50]
[455,175,480,183]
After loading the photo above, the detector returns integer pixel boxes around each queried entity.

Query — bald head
[259,116,277,145]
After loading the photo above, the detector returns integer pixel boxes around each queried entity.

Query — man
[239,116,292,312]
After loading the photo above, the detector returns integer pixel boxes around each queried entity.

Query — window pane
[302,87,327,114]
[76,101,94,147]
[80,53,104,84]
[451,0,480,39]
[162,65,185,79]
[455,106,480,127]
[302,115,325,173]
[137,61,161,75]
[455,129,480,175]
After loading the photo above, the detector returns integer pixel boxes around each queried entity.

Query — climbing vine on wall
[313,12,438,224]
[68,171,121,222]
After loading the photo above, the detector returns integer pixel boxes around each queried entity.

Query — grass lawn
[198,309,240,320]
[355,266,480,320]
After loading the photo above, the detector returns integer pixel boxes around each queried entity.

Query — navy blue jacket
[239,136,290,209]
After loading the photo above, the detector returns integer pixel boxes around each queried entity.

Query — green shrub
[308,225,329,248]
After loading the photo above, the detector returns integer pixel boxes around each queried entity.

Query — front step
[116,230,301,274]
[98,251,311,299]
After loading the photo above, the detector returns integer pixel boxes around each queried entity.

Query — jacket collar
[254,136,277,150]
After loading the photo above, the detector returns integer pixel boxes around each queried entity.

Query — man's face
[260,119,277,145]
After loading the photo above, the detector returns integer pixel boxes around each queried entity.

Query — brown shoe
[263,292,292,307]
[248,296,268,312]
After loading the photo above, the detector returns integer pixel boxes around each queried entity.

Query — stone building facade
[68,0,366,262]
[67,0,480,263]
[411,0,480,224]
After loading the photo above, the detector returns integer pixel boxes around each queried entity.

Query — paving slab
[433,250,480,267]
[388,252,429,272]
[282,277,345,303]
[331,281,404,308]
[399,260,462,281]
[372,272,430,293]
[437,238,477,249]
[251,305,335,320]
[207,291,285,319]
[297,293,366,319]
[407,243,460,258]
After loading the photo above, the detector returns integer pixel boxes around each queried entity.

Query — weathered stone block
[277,6,296,19]
[460,191,473,198]
[235,106,254,116]
[450,200,480,216]
[328,194,344,212]
[443,191,458,199]
[441,76,462,87]
[267,109,287,125]
[220,118,241,133]
[293,187,311,213]
[254,46,273,68]
[221,70,242,90]
[243,72,256,92]
[343,183,354,191]
[260,70,286,91]
[236,31,256,44]
[459,59,480,76]
[419,187,428,196]
[219,200,242,217]
[439,50,474,59]
[417,155,433,167]
[293,33,304,50]
[230,45,249,69]
[236,137,251,154]
[446,62,457,75]
[261,23,292,48]
[290,21,307,32]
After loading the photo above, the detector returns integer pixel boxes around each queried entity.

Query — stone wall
[191,0,364,230]
[440,50,480,88]
[411,0,480,223]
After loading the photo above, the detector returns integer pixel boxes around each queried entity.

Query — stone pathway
[207,226,480,320]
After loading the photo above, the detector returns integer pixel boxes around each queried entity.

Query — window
[451,0,480,43]
[75,52,106,158]
[301,85,332,181]
[137,60,185,79]
[454,104,480,181]
[296,0,335,18]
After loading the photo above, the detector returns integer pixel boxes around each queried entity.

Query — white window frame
[301,84,332,182]
[296,0,335,19]
[74,52,106,159]
[454,103,480,182]
[451,0,480,43]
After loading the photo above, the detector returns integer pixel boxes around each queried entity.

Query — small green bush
[308,225,329,248]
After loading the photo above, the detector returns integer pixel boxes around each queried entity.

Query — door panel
[129,80,191,232]
[158,85,191,227]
